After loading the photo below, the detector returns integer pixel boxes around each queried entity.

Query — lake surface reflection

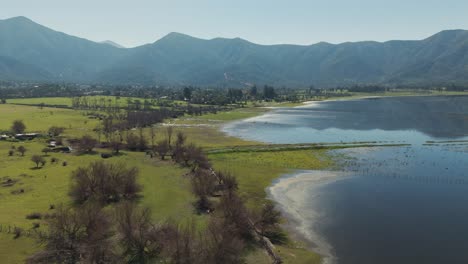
[225,96,468,264]
[224,95,468,143]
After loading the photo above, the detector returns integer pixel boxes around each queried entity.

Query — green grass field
[0,140,199,263]
[6,96,194,109]
[0,104,99,137]
[7,97,74,107]
[0,100,327,263]
[0,103,200,262]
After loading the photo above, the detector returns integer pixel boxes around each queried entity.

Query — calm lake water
[224,96,468,264]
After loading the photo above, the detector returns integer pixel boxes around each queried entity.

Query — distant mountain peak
[165,32,191,38]
[423,29,468,43]
[1,16,50,32]
[3,16,32,22]
[158,32,201,42]
[100,40,125,49]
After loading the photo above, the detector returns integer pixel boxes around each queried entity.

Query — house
[48,141,57,147]
[0,135,8,140]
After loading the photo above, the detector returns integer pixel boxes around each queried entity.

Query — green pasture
[0,102,327,263]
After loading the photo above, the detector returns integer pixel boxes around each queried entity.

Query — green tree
[263,85,276,100]
[249,85,258,98]
[183,86,193,101]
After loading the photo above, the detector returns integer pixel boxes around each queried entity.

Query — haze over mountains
[1,16,468,87]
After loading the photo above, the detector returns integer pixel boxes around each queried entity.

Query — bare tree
[42,148,51,156]
[78,135,97,153]
[48,126,65,137]
[175,131,186,147]
[115,202,163,263]
[126,133,140,151]
[31,155,45,168]
[218,171,239,194]
[27,204,116,264]
[217,192,253,242]
[154,140,170,160]
[254,202,281,236]
[17,146,27,156]
[172,131,187,161]
[161,222,201,264]
[183,144,210,171]
[69,161,141,204]
[110,139,123,154]
[11,120,26,134]
[191,169,217,213]
[201,218,245,264]
[138,127,147,151]
[149,126,156,148]
[166,126,174,146]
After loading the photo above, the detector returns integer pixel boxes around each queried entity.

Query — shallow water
[225,96,468,264]
[224,95,468,143]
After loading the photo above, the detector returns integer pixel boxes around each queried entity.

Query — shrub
[26,212,43,220]
[13,227,23,239]
[8,150,14,156]
[101,153,112,159]
[263,229,288,245]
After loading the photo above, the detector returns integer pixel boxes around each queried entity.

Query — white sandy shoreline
[267,170,351,264]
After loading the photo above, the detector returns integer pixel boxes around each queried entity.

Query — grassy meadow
[0,98,329,263]
[6,96,192,109]
[0,104,99,137]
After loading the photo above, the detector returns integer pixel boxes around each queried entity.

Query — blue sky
[1,0,467,47]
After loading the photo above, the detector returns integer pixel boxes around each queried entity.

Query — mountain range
[1,16,468,87]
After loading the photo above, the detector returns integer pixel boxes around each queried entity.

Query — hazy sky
[1,0,468,47]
